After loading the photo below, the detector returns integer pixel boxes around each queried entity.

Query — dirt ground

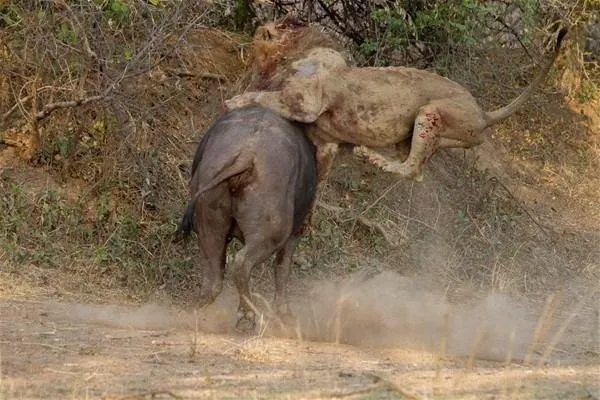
[1,270,598,400]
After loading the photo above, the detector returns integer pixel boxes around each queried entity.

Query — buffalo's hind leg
[273,235,301,323]
[195,189,232,306]
[233,236,287,332]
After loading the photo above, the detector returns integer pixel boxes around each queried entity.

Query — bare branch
[165,68,227,81]
[2,86,75,122]
[33,94,104,122]
[1,95,31,122]
[493,16,536,62]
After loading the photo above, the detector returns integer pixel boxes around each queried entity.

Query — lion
[227,19,567,182]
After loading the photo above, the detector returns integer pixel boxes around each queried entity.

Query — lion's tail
[484,27,567,127]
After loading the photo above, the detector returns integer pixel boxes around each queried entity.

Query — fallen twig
[317,201,347,213]
[328,384,382,398]
[364,373,423,400]
[356,216,401,247]
[328,373,422,399]
[490,177,550,238]
[102,390,183,400]
[352,178,405,221]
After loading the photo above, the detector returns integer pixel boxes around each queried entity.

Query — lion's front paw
[223,98,237,111]
[352,145,371,161]
[224,94,253,111]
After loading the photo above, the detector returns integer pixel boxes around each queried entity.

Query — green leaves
[109,0,132,26]
[0,3,22,28]
[362,0,540,64]
[58,22,78,44]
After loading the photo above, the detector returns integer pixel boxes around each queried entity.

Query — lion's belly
[315,99,417,147]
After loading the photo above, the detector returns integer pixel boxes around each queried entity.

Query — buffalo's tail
[178,200,198,240]
[175,151,253,242]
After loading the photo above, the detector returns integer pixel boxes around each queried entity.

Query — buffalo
[179,107,317,331]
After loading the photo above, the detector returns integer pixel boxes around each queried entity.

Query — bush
[259,0,541,66]
[363,0,539,65]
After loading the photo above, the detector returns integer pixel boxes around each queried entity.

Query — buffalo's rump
[191,107,316,237]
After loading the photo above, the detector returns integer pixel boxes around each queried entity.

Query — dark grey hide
[179,107,317,331]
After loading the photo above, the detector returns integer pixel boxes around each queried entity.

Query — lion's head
[242,16,348,91]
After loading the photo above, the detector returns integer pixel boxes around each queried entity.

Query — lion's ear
[254,26,265,41]
[254,23,280,42]
[254,26,269,41]
[277,13,304,29]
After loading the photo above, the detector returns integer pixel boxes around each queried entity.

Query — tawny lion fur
[227,19,567,182]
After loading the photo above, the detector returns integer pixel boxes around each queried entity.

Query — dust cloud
[69,286,239,333]
[65,271,596,362]
[290,271,536,361]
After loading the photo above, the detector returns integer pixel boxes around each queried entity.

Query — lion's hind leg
[353,106,442,181]
[353,145,418,178]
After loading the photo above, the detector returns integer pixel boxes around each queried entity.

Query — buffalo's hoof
[235,309,256,333]
[277,311,296,327]
[197,292,217,308]
[198,283,222,307]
